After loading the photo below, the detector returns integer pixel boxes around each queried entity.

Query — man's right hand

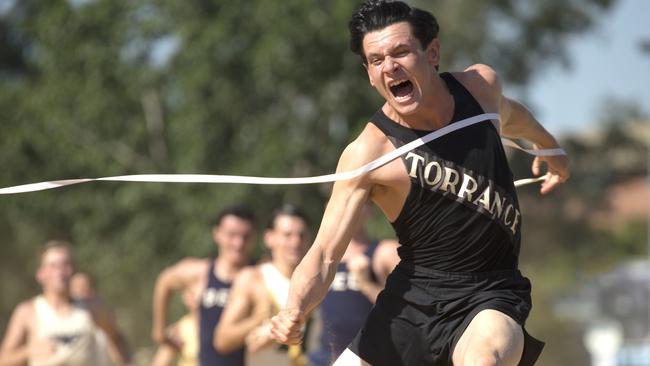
[270,309,304,345]
[152,325,182,351]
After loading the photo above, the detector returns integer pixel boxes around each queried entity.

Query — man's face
[265,215,310,269]
[213,215,255,266]
[70,273,94,300]
[37,247,74,294]
[363,21,439,116]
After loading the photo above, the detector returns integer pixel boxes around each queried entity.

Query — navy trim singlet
[317,242,379,360]
[370,72,521,272]
[199,258,244,366]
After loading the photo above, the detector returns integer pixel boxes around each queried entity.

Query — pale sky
[526,0,650,136]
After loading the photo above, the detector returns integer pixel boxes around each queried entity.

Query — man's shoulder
[12,298,37,322]
[230,265,265,296]
[453,64,498,84]
[233,265,263,287]
[451,64,502,111]
[453,64,500,91]
[163,257,211,282]
[339,122,392,166]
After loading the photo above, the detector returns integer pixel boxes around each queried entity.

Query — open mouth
[389,80,414,99]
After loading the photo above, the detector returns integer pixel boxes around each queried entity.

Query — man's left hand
[532,144,570,194]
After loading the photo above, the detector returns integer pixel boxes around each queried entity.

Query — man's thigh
[333,348,371,366]
[451,309,524,366]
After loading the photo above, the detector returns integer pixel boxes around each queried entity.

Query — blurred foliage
[510,98,648,363]
[2,0,643,365]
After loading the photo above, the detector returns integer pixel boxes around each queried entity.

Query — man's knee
[468,352,499,366]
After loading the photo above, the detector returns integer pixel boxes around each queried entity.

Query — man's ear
[427,38,440,68]
[211,226,220,244]
[263,229,274,251]
[36,267,44,285]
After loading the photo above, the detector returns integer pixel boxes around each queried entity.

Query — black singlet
[370,72,521,272]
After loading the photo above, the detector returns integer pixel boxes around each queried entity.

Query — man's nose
[382,56,399,73]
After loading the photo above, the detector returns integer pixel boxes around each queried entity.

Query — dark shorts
[348,263,544,366]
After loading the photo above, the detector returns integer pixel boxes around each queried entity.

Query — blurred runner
[215,204,311,366]
[0,240,131,366]
[152,205,256,366]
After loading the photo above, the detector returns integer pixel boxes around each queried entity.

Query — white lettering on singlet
[202,287,229,308]
[457,174,478,201]
[404,151,521,235]
[423,161,443,186]
[405,152,425,178]
[330,271,360,292]
[440,167,460,194]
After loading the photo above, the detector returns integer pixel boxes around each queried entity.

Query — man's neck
[214,256,245,283]
[270,259,296,280]
[41,290,71,310]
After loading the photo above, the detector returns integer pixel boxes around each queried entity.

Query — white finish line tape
[0,113,565,195]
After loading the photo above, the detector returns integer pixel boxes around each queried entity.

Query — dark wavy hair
[267,204,310,229]
[213,204,257,227]
[349,0,439,64]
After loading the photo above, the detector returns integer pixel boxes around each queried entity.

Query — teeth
[389,80,407,87]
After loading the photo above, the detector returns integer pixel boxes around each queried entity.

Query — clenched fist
[270,309,305,345]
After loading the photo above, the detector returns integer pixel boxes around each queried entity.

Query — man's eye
[396,50,409,57]
[370,59,382,66]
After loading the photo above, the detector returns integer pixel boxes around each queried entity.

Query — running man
[310,204,400,366]
[271,1,569,365]
[152,205,256,366]
[214,204,311,366]
[0,241,131,366]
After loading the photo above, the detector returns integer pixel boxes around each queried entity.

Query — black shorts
[348,263,544,365]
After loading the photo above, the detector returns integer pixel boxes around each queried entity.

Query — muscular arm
[213,269,269,354]
[272,138,379,344]
[499,97,559,147]
[463,64,569,194]
[152,259,206,346]
[499,96,570,193]
[0,302,31,366]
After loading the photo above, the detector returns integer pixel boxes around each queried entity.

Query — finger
[540,174,561,195]
[272,320,303,340]
[270,325,302,345]
[270,316,301,341]
[285,309,303,322]
[531,157,542,176]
